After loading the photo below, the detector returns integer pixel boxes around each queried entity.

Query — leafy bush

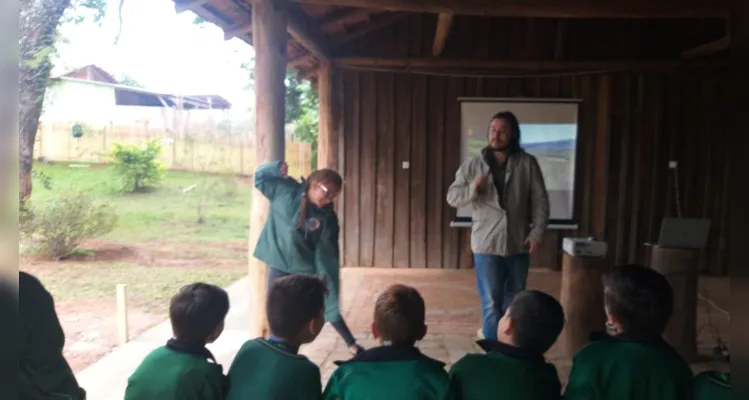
[21,193,117,259]
[110,139,165,192]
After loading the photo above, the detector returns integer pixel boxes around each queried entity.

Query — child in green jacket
[125,283,230,400]
[449,290,565,400]
[253,160,363,356]
[323,284,450,400]
[227,275,327,400]
[564,264,693,400]
[20,271,86,400]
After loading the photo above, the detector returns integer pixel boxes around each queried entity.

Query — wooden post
[248,0,288,339]
[649,246,699,361]
[560,252,608,357]
[317,61,339,170]
[116,284,129,346]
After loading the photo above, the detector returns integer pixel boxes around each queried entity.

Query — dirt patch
[22,238,248,372]
[57,299,164,373]
[23,239,247,270]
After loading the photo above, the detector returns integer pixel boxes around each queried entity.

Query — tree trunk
[18,0,72,200]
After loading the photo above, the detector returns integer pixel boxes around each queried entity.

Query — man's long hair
[490,111,522,154]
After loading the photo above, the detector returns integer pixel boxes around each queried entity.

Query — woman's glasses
[319,183,336,201]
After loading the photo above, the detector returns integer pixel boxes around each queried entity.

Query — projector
[563,237,608,258]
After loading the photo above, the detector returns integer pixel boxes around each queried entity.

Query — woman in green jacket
[253,160,363,355]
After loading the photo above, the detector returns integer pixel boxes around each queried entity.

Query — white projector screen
[457,99,580,222]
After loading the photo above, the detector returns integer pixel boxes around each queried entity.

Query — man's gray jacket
[447,148,550,256]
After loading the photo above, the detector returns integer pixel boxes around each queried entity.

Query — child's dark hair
[507,290,564,355]
[169,283,230,344]
[602,264,673,341]
[374,284,425,345]
[298,169,342,228]
[267,275,328,338]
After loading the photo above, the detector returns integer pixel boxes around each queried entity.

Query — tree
[119,75,143,88]
[18,0,107,200]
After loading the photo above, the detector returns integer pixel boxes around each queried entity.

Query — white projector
[563,237,608,258]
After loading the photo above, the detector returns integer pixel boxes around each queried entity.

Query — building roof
[52,65,232,110]
[170,0,730,81]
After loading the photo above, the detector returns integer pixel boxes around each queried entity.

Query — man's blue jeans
[473,253,530,341]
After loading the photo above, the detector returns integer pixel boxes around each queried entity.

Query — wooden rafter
[318,8,375,31]
[287,9,331,61]
[681,35,730,58]
[289,12,408,68]
[174,0,211,14]
[432,13,454,57]
[287,0,730,19]
[333,57,708,71]
[224,20,252,40]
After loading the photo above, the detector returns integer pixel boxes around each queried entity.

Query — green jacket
[125,340,228,400]
[19,271,86,400]
[449,340,561,400]
[694,371,730,400]
[564,332,693,400]
[323,345,450,400]
[253,160,342,322]
[227,338,321,400]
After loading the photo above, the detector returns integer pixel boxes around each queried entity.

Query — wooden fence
[36,123,313,178]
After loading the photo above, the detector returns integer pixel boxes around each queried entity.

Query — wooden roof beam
[432,13,454,57]
[289,12,408,68]
[174,0,211,14]
[287,0,729,19]
[334,57,717,70]
[287,9,331,61]
[224,20,252,40]
[681,35,730,58]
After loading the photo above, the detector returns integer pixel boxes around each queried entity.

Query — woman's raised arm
[254,160,299,200]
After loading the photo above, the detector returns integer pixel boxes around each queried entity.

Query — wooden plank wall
[337,15,733,275]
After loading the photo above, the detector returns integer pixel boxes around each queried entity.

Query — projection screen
[457,98,580,223]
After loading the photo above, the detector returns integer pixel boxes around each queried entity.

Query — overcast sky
[55,0,255,116]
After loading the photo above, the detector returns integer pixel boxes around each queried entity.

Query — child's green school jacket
[323,344,450,400]
[125,339,228,400]
[252,160,342,323]
[449,339,561,400]
[226,338,321,400]
[564,332,693,400]
[694,371,730,400]
[19,272,86,400]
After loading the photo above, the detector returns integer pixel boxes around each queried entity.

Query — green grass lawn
[29,162,252,242]
[22,162,253,314]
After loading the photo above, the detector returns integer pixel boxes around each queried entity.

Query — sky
[54,0,255,116]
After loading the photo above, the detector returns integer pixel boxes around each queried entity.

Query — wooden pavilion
[172,0,741,336]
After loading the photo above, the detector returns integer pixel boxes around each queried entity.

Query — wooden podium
[648,246,700,361]
[560,252,608,357]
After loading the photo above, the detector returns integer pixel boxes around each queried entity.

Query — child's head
[372,284,427,346]
[170,282,230,345]
[266,275,328,345]
[497,290,564,355]
[602,264,673,340]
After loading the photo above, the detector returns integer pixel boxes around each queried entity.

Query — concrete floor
[76,267,730,400]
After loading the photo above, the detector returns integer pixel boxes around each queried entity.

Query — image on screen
[457,99,579,222]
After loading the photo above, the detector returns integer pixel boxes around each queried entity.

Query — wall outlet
[402,161,410,169]
[668,160,678,169]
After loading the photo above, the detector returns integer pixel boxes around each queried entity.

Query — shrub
[110,139,165,192]
[20,193,117,259]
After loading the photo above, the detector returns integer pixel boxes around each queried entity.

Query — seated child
[19,271,86,400]
[449,289,565,400]
[227,275,328,400]
[564,264,693,400]
[323,284,449,400]
[694,371,730,400]
[125,282,230,400]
